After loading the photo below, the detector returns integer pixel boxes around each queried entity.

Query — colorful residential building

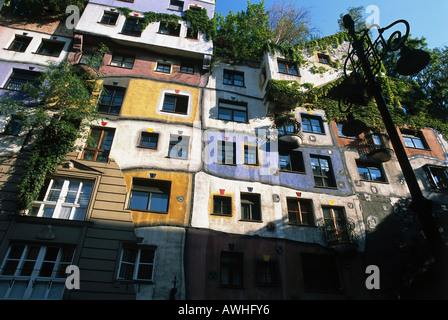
[0,0,447,301]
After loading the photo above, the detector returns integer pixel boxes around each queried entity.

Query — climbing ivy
[0,45,108,212]
[116,7,216,41]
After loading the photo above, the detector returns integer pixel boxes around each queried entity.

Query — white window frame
[0,244,74,300]
[31,178,94,221]
[117,247,156,282]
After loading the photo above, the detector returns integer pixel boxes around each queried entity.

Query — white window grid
[32,178,93,221]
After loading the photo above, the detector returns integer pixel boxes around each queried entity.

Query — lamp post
[341,15,445,294]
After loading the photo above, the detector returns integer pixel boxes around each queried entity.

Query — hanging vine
[116,7,216,41]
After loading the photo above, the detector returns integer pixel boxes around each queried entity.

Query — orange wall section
[123,170,192,227]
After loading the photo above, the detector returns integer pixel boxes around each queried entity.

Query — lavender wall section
[203,130,351,194]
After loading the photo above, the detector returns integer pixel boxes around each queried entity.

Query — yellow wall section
[121,79,200,124]
[123,170,192,227]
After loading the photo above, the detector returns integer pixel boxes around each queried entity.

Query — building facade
[0,0,447,300]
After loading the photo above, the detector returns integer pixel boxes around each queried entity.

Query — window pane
[149,193,169,212]
[233,110,247,122]
[130,190,150,210]
[218,108,232,121]
[403,136,414,148]
[413,138,425,149]
[163,96,176,111]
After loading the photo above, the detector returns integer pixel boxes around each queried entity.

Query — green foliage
[0,46,108,212]
[116,8,216,41]
[2,0,88,16]
[215,1,271,62]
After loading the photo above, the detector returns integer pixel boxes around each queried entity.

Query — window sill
[33,52,61,58]
[280,170,306,174]
[160,110,189,116]
[137,145,157,150]
[11,215,92,226]
[223,83,246,88]
[109,64,134,70]
[243,163,260,167]
[278,71,300,77]
[157,32,180,38]
[303,131,326,135]
[239,219,263,223]
[359,179,389,184]
[98,22,118,27]
[405,146,431,151]
[119,32,142,38]
[210,213,232,217]
[314,185,338,190]
[288,223,317,227]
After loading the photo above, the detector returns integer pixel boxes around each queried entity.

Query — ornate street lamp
[340,15,445,275]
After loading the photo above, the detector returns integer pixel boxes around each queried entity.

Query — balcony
[358,132,394,163]
[318,217,358,256]
[272,114,304,152]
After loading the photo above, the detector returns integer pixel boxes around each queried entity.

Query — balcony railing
[318,217,358,256]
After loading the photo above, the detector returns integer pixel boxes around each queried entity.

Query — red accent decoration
[175,89,180,94]
[219,189,225,195]
[296,192,301,197]
[133,13,139,16]
[101,121,108,126]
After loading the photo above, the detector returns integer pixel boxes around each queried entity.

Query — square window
[156,61,172,74]
[82,127,115,162]
[180,63,194,74]
[36,39,65,57]
[401,130,427,149]
[98,86,126,115]
[168,134,189,159]
[287,198,314,226]
[139,132,159,149]
[322,206,350,244]
[302,114,324,134]
[223,70,244,87]
[31,178,94,221]
[162,94,189,114]
[220,252,243,287]
[244,144,258,165]
[158,22,181,37]
[279,151,305,173]
[4,69,41,91]
[129,178,171,213]
[186,27,199,39]
[310,155,336,188]
[118,246,155,282]
[169,0,184,11]
[110,54,135,68]
[217,140,236,165]
[8,35,32,52]
[356,161,386,182]
[212,195,232,216]
[122,17,143,36]
[240,193,261,221]
[256,261,278,286]
[4,115,24,136]
[218,100,248,123]
[317,53,330,64]
[425,165,448,190]
[277,60,299,76]
[100,11,119,25]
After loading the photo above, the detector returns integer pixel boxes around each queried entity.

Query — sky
[215,0,448,49]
